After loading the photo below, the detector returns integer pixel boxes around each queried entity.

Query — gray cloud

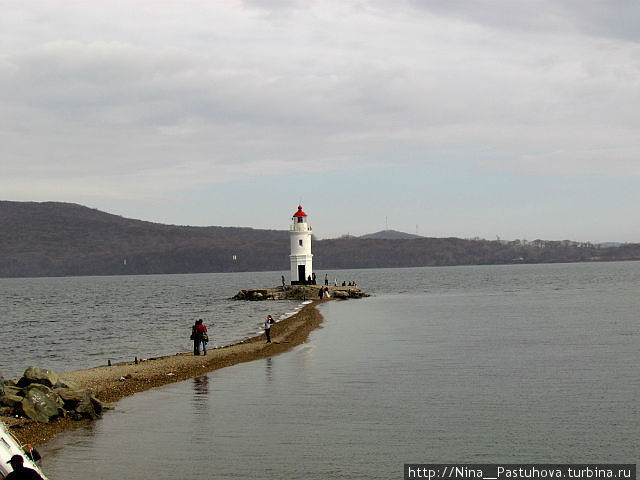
[407,0,640,42]
[1,1,639,239]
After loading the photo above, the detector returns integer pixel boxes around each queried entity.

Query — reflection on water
[264,357,273,383]
[191,375,209,410]
[190,376,210,445]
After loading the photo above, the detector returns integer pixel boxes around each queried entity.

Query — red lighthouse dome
[292,205,307,218]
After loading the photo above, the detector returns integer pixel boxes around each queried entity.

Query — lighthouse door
[297,265,306,283]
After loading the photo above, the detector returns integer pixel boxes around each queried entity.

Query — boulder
[55,388,103,420]
[90,394,105,417]
[17,384,65,423]
[332,290,350,299]
[3,385,24,398]
[0,394,24,409]
[17,366,60,389]
[55,378,81,390]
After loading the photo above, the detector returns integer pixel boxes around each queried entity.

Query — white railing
[290,224,311,232]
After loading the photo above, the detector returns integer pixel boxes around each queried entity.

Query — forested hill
[0,201,288,277]
[1,201,639,278]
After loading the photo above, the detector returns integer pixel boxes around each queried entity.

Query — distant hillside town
[0,201,639,278]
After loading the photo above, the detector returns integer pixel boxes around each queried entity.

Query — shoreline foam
[5,299,328,447]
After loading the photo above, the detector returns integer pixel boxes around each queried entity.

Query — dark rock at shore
[233,285,368,301]
[54,377,81,391]
[3,385,23,398]
[0,393,23,409]
[0,369,4,396]
[0,366,106,423]
[19,384,66,423]
[17,366,60,389]
[56,387,103,420]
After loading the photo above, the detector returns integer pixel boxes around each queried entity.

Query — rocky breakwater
[0,366,106,423]
[232,284,368,301]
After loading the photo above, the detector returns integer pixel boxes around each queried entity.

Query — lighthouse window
[299,239,303,246]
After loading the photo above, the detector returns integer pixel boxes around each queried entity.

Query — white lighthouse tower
[289,205,313,285]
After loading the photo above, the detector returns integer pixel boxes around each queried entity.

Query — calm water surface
[5,263,639,478]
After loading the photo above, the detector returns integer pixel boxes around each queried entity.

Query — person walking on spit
[281,275,285,287]
[4,455,44,480]
[264,315,274,343]
[324,273,329,286]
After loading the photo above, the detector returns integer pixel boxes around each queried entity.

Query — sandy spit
[5,299,328,446]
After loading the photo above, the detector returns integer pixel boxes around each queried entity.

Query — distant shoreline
[3,201,640,278]
[6,299,329,447]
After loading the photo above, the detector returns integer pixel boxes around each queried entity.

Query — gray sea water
[2,263,638,479]
[0,271,301,379]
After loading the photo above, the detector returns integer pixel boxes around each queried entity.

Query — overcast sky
[1,1,639,241]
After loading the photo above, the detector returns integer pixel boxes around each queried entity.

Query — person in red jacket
[193,319,208,355]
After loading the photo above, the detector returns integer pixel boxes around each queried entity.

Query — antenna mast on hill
[385,216,388,231]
